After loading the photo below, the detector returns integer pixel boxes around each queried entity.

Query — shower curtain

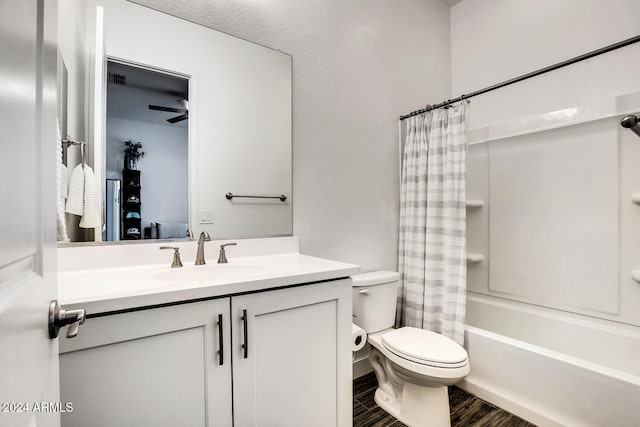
[397,103,469,345]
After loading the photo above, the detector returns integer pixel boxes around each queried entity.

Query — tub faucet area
[195,231,211,265]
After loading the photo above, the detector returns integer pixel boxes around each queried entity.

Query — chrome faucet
[195,231,211,265]
[217,243,237,264]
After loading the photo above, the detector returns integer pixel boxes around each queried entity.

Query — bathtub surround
[464,297,640,426]
[397,104,469,345]
[450,0,640,425]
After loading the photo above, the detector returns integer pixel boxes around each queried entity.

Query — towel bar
[62,137,88,166]
[225,192,287,202]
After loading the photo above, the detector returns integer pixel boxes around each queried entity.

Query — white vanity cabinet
[232,280,352,426]
[59,297,233,427]
[59,279,352,427]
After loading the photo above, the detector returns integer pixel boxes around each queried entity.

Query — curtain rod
[400,34,640,121]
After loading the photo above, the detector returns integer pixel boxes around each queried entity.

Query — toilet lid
[381,327,468,368]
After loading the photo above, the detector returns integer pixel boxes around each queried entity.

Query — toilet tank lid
[352,270,401,287]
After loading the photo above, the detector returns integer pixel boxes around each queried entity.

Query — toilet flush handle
[358,289,369,295]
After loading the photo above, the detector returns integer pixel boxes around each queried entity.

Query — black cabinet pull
[241,309,248,359]
[217,314,224,366]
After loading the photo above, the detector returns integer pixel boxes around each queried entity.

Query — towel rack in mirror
[62,137,87,166]
[225,192,287,202]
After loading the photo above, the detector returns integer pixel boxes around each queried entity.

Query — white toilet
[352,271,470,427]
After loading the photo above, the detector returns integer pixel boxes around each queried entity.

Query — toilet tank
[352,271,401,333]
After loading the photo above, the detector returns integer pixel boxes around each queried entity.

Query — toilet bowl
[352,271,470,427]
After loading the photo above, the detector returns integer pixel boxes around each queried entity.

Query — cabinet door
[232,279,352,427]
[59,298,232,427]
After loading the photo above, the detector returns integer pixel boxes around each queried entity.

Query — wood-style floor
[353,373,536,427]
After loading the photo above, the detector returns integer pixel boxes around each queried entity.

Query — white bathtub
[460,293,640,427]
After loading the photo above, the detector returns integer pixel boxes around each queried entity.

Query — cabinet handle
[241,309,248,359]
[217,314,224,366]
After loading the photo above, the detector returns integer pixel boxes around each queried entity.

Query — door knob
[48,300,86,339]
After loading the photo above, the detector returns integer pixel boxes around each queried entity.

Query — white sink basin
[153,264,267,283]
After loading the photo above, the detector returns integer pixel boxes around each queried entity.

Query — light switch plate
[199,210,213,224]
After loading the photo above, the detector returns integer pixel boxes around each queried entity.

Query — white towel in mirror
[65,164,84,216]
[60,163,68,199]
[79,165,99,228]
[65,163,99,228]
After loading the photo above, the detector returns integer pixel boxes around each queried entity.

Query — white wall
[451,0,640,128]
[105,117,188,231]
[134,0,452,271]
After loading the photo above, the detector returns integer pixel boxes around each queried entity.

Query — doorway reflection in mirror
[104,61,189,242]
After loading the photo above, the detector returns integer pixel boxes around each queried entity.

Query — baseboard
[352,345,373,379]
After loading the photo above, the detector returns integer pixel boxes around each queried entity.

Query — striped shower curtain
[397,103,469,345]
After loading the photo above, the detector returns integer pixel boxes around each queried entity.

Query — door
[0,1,60,426]
[232,281,352,427]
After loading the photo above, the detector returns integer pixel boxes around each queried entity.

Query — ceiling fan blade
[167,113,188,123]
[149,105,187,113]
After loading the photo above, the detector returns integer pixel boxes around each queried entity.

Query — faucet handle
[160,246,183,268]
[218,243,237,264]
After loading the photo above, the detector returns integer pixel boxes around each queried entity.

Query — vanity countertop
[58,241,360,315]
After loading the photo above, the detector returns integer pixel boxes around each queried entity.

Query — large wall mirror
[57,0,292,245]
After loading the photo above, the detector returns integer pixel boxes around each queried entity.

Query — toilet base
[374,381,451,427]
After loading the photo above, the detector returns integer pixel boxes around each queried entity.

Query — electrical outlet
[199,210,213,224]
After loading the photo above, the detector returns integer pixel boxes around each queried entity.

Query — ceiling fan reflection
[148,99,188,123]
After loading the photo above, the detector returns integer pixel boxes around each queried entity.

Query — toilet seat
[381,327,468,369]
